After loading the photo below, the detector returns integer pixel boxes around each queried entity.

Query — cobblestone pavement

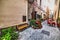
[18,21,60,40]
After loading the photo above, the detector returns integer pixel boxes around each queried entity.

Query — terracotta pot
[47,19,52,25]
[35,21,42,29]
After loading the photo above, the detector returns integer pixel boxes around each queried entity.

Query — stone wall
[0,0,28,28]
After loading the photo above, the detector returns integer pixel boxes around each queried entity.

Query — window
[22,16,26,22]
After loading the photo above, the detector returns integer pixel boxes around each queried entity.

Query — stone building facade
[0,0,28,28]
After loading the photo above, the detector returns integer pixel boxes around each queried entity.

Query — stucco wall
[59,0,60,18]
[0,0,28,28]
[53,0,59,20]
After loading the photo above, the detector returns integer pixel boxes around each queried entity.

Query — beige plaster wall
[0,0,28,28]
[53,0,59,20]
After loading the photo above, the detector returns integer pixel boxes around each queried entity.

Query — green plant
[57,18,60,23]
[0,27,19,40]
[37,15,43,22]
[39,15,42,19]
[11,32,19,40]
[1,32,11,40]
[57,18,60,28]
[30,19,38,27]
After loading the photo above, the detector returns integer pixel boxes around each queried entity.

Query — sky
[41,0,55,14]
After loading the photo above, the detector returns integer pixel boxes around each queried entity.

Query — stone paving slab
[18,21,60,40]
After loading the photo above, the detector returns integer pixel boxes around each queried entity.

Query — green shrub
[0,27,19,40]
[57,18,60,23]
[30,19,38,27]
[1,32,11,40]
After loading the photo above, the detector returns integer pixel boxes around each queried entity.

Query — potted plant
[30,19,42,29]
[57,18,60,28]
[36,18,42,29]
[30,19,38,29]
[36,14,43,22]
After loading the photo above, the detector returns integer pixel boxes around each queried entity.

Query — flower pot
[35,20,42,29]
[47,19,52,24]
